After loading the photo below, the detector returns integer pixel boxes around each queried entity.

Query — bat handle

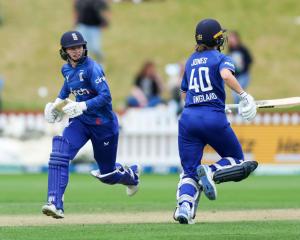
[225,104,239,110]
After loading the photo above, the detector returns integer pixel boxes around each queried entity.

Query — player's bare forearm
[220,69,244,94]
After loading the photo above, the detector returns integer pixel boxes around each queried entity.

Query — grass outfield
[1,221,300,240]
[0,174,299,239]
[0,174,300,214]
[1,0,300,110]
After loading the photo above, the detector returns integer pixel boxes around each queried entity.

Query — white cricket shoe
[42,203,64,219]
[90,169,100,179]
[197,165,217,200]
[176,202,194,224]
[125,165,140,197]
[126,185,138,196]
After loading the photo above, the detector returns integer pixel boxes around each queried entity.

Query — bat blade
[226,97,300,110]
[256,97,300,109]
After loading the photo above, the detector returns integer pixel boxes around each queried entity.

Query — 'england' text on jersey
[181,50,236,109]
[193,92,217,104]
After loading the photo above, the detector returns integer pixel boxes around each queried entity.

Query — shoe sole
[42,207,64,219]
[198,166,216,200]
[177,215,189,224]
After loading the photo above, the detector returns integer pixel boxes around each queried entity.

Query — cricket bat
[226,97,300,110]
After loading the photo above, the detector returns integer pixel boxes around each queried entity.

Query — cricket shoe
[176,202,194,224]
[197,165,217,200]
[173,206,180,221]
[42,203,64,219]
[125,165,140,197]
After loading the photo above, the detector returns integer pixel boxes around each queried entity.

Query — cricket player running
[173,19,258,224]
[42,31,139,219]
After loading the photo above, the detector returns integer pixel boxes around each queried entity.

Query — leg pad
[92,164,138,186]
[47,136,71,211]
[175,176,202,220]
[213,160,258,184]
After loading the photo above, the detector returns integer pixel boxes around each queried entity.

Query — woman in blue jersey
[173,19,258,224]
[42,31,139,219]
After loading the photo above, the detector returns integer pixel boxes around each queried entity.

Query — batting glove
[224,105,232,114]
[44,102,63,123]
[62,100,87,118]
[238,92,257,121]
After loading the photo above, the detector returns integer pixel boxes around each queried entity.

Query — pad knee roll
[49,136,70,166]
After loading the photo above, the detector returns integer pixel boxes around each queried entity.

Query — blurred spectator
[74,0,111,62]
[0,77,4,112]
[228,31,253,104]
[165,62,185,115]
[127,61,164,107]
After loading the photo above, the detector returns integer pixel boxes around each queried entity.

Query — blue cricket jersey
[58,57,115,125]
[181,50,235,110]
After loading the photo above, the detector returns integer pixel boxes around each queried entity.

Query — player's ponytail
[195,44,214,52]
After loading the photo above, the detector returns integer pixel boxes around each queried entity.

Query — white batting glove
[238,92,257,121]
[44,102,63,123]
[224,105,232,114]
[62,100,87,118]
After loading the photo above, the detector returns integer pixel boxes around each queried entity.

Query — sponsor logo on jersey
[193,92,217,104]
[224,61,235,68]
[95,76,106,84]
[79,70,84,81]
[71,88,90,96]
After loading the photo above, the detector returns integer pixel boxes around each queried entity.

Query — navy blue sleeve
[180,70,188,92]
[58,80,70,99]
[86,64,112,109]
[219,55,236,73]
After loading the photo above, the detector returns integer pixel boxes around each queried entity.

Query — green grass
[0,0,300,110]
[0,174,299,215]
[0,174,300,239]
[1,221,300,240]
